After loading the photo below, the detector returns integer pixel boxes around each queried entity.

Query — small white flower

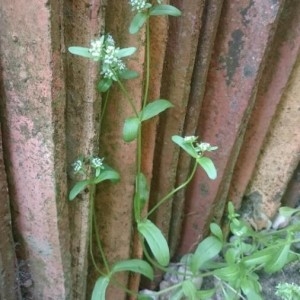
[129,0,152,12]
[72,160,83,173]
[90,157,104,169]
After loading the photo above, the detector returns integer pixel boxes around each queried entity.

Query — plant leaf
[93,169,120,184]
[191,236,222,273]
[111,259,154,280]
[119,69,139,80]
[279,206,300,217]
[212,264,241,282]
[182,280,197,300]
[98,78,113,92]
[116,47,137,58]
[138,219,170,266]
[140,99,173,121]
[210,223,223,241]
[149,5,182,16]
[172,135,198,158]
[123,117,140,142]
[91,276,110,300]
[68,46,93,59]
[69,180,90,201]
[135,173,149,211]
[129,12,148,34]
[197,156,217,180]
[264,244,290,273]
[243,247,273,268]
[196,289,216,300]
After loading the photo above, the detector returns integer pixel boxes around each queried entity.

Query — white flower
[88,36,105,61]
[72,160,83,173]
[129,0,152,12]
[90,157,104,169]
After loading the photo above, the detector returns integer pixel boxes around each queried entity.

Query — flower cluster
[72,156,105,178]
[184,136,218,157]
[129,0,152,12]
[89,35,126,80]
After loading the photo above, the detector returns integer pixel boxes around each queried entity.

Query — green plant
[276,282,300,300]
[67,0,300,299]
[68,1,218,299]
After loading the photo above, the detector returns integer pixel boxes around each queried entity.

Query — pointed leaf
[68,46,93,59]
[119,69,139,80]
[91,276,110,300]
[111,259,153,280]
[172,135,198,158]
[243,247,273,267]
[129,12,148,34]
[116,47,137,58]
[69,180,90,200]
[140,99,173,121]
[149,5,182,16]
[98,78,113,92]
[197,156,217,180]
[93,169,120,184]
[196,289,216,300]
[123,117,140,142]
[138,219,170,266]
[182,280,198,300]
[210,223,223,241]
[264,244,290,273]
[212,264,240,282]
[191,236,222,273]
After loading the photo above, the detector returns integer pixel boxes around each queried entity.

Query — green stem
[116,78,139,117]
[147,160,198,218]
[100,89,110,127]
[89,184,110,274]
[134,19,151,222]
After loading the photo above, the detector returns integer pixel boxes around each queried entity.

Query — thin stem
[147,160,198,218]
[134,19,151,222]
[142,243,169,273]
[100,89,110,127]
[89,184,110,274]
[88,185,104,275]
[116,78,139,117]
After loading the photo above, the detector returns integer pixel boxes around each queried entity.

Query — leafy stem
[147,159,198,218]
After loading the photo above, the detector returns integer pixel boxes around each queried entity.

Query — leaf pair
[172,135,217,180]
[69,168,120,200]
[123,99,173,142]
[129,5,182,34]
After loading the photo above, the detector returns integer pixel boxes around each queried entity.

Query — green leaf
[98,78,113,92]
[91,276,110,300]
[140,99,173,121]
[93,169,120,184]
[243,247,273,268]
[279,206,300,217]
[182,280,198,300]
[172,135,198,158]
[119,69,139,80]
[129,12,148,34]
[138,219,170,266]
[69,180,90,200]
[135,173,149,210]
[196,289,216,300]
[212,264,241,282]
[210,223,223,241]
[197,156,217,180]
[111,259,154,280]
[68,46,93,59]
[123,117,140,142]
[241,277,262,299]
[116,47,137,58]
[264,244,290,273]
[150,5,182,16]
[191,236,222,273]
